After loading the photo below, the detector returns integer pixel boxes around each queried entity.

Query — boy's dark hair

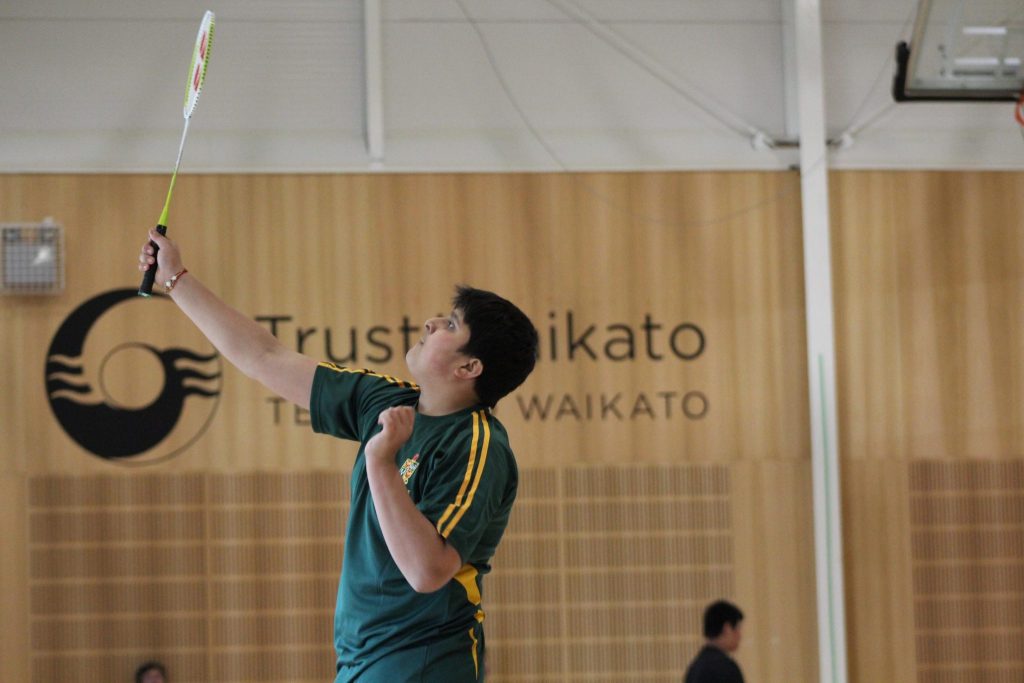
[135,661,167,683]
[703,600,744,639]
[453,285,538,407]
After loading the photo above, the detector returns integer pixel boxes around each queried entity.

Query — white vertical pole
[781,0,800,139]
[364,0,384,162]
[793,0,849,681]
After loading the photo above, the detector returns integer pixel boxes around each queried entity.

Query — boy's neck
[416,388,480,417]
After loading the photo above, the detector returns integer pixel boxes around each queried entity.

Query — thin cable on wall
[833,0,918,141]
[544,0,766,141]
[451,0,804,231]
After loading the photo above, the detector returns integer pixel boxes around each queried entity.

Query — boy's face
[406,308,476,385]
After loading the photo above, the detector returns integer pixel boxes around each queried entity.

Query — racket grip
[137,224,168,297]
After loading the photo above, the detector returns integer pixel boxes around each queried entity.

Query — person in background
[134,660,167,683]
[683,600,745,683]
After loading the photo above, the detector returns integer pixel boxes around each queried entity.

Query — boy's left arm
[364,406,463,593]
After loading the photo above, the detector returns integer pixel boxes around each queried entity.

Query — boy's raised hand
[366,406,415,461]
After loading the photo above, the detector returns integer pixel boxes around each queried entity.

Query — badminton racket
[139,10,215,296]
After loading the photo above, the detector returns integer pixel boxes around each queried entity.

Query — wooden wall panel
[25,472,342,683]
[1,172,808,475]
[842,459,917,683]
[17,464,753,683]
[0,476,30,683]
[731,460,818,683]
[10,461,819,682]
[833,171,1024,683]
[0,170,818,681]
[910,460,1024,683]
[833,171,1024,461]
[6,170,1019,681]
[488,463,738,682]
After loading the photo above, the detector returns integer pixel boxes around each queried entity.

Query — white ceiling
[1,0,1022,172]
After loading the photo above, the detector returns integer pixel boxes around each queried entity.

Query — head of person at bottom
[704,600,744,652]
[405,285,538,410]
[135,661,167,683]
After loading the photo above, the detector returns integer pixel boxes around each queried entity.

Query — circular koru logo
[45,288,222,465]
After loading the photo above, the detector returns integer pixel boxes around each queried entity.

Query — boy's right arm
[139,229,317,410]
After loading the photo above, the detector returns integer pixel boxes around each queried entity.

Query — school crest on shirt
[400,453,421,484]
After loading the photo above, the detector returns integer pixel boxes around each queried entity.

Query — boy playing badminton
[139,231,538,682]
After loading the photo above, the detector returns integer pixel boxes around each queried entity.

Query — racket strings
[185,17,215,118]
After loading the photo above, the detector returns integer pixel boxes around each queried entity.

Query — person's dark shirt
[683,644,744,683]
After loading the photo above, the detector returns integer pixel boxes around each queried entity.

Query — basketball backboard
[894,0,1024,101]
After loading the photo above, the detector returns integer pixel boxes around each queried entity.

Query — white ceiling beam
[364,0,384,163]
[781,0,800,139]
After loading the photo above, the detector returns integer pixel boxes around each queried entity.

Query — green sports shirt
[310,362,519,682]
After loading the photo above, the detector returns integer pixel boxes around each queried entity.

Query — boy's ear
[456,357,483,380]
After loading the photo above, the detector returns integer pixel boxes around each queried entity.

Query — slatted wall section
[488,464,734,682]
[910,460,1024,683]
[205,473,344,681]
[27,473,345,683]
[27,465,733,683]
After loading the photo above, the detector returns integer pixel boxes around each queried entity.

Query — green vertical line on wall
[819,353,838,683]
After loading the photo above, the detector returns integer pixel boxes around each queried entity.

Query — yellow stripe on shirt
[317,362,420,390]
[440,411,491,539]
[436,411,481,536]
[468,626,479,677]
[455,561,486,676]
[454,564,481,605]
